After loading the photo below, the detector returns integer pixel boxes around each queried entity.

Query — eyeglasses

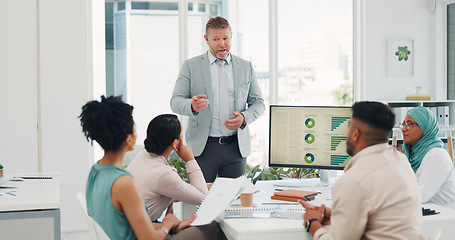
[399,122,417,130]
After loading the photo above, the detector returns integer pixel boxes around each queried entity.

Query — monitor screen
[269,105,352,170]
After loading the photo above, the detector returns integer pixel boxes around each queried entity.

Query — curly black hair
[79,95,134,152]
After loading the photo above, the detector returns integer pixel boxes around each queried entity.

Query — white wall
[1,0,39,173]
[362,0,442,101]
[0,0,102,233]
[38,0,96,232]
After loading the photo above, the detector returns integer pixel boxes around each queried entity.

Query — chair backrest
[90,217,111,240]
[447,136,454,163]
[76,192,111,240]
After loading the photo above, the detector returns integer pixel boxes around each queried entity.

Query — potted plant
[0,164,3,177]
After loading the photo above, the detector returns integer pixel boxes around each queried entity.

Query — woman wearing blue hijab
[400,106,455,208]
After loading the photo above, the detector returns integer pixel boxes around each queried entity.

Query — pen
[304,196,312,201]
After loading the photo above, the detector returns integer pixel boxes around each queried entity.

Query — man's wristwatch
[304,218,320,232]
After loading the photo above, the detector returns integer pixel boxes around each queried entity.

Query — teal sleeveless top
[86,163,137,240]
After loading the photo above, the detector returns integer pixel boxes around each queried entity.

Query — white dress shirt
[417,147,455,208]
[127,150,208,221]
[314,143,424,240]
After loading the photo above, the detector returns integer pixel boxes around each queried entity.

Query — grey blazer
[170,52,265,157]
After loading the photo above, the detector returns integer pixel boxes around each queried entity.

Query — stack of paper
[405,94,431,101]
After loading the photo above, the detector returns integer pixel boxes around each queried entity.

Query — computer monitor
[269,105,352,171]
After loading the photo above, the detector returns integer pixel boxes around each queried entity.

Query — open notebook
[191,176,246,226]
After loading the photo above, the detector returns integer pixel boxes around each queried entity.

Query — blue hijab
[402,106,443,172]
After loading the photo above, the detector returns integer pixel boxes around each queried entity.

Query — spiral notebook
[224,207,279,219]
[191,176,246,226]
[224,207,305,220]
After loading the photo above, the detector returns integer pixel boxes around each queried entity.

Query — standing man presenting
[300,101,424,239]
[170,16,265,183]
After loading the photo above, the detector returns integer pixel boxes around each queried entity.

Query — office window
[448,4,455,99]
[208,4,218,16]
[131,2,149,10]
[131,2,179,11]
[118,1,125,10]
[104,0,353,167]
[277,0,353,106]
[237,0,353,166]
[106,2,115,96]
[105,0,218,150]
[237,0,269,166]
[198,3,206,13]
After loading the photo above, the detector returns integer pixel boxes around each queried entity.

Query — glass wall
[105,0,353,167]
[105,0,219,147]
[236,0,353,166]
[277,0,353,107]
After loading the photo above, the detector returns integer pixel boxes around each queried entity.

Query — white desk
[0,173,61,240]
[218,180,455,240]
[421,203,455,240]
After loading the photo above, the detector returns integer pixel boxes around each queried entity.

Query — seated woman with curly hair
[79,96,226,240]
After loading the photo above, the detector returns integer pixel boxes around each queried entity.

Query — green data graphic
[331,155,349,165]
[305,118,315,128]
[331,136,347,150]
[304,153,315,164]
[331,116,350,131]
[305,133,315,144]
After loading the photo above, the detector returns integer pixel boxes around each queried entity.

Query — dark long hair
[79,95,134,152]
[144,114,181,155]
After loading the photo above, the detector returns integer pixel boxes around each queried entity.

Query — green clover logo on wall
[395,46,411,61]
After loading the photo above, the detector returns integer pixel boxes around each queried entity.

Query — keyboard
[422,207,440,216]
[15,176,52,179]
[273,180,329,188]
[0,180,21,188]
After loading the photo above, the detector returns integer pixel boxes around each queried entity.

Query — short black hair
[351,101,395,132]
[79,95,134,152]
[144,114,181,155]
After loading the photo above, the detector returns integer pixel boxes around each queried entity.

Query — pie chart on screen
[305,133,315,144]
[304,153,315,164]
[305,118,315,128]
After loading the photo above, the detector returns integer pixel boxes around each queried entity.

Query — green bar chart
[331,155,349,165]
[331,136,347,150]
[331,116,350,131]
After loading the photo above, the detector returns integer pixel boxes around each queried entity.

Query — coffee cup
[240,192,253,207]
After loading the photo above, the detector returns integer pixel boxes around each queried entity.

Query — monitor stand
[319,169,330,184]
